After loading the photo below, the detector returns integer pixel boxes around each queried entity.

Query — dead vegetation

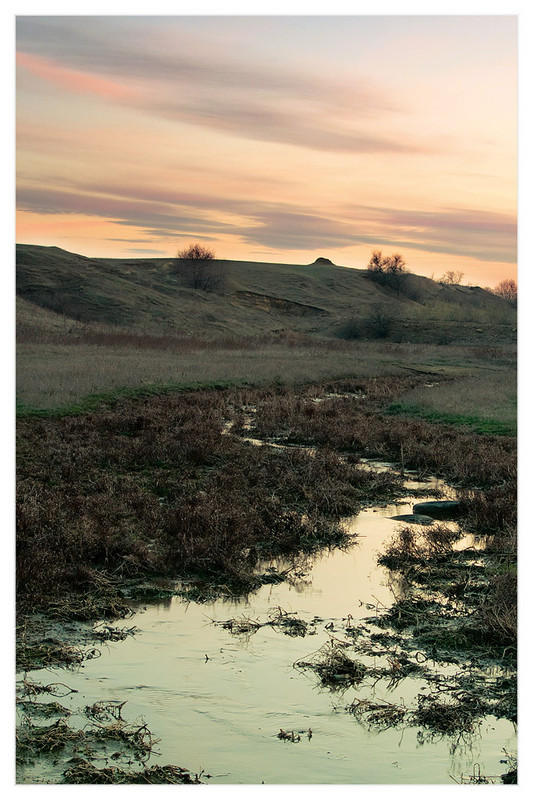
[16,378,516,663]
[295,639,367,689]
[340,639,515,744]
[375,515,516,656]
[411,692,481,737]
[16,375,516,783]
[347,691,483,743]
[377,524,463,568]
[277,728,313,743]
[17,697,156,765]
[214,606,309,638]
[451,749,516,783]
[62,762,203,784]
[290,593,515,748]
[16,615,137,672]
[347,698,408,730]
[16,680,201,785]
[18,382,421,622]
[16,641,89,672]
[247,382,516,486]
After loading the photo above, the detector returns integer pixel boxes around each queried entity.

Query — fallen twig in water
[212,606,309,637]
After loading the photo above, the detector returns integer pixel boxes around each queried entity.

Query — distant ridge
[16,244,516,344]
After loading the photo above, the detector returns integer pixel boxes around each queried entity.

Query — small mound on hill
[311,257,335,265]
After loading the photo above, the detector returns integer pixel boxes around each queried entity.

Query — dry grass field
[16,335,516,429]
[388,370,517,430]
[16,244,517,425]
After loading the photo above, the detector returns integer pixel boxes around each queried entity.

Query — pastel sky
[16,14,517,286]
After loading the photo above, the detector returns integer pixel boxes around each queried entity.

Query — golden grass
[16,339,515,412]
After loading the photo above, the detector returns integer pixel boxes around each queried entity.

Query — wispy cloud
[236,205,516,263]
[337,204,517,263]
[124,248,167,255]
[16,17,433,155]
[17,17,397,113]
[16,185,238,241]
[16,52,138,101]
[16,181,516,264]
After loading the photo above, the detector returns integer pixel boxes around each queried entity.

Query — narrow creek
[16,469,516,784]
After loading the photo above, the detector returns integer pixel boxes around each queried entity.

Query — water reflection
[17,483,515,785]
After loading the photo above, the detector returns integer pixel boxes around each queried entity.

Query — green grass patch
[385,402,516,436]
[16,379,247,418]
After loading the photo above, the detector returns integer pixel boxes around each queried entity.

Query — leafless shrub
[175,243,227,293]
[492,278,517,307]
[364,306,395,338]
[439,271,464,285]
[366,249,409,293]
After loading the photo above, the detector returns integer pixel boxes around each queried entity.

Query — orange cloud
[17,52,137,101]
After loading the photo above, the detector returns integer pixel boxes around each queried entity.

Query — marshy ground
[16,364,517,784]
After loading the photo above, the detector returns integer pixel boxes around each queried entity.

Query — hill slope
[16,244,516,343]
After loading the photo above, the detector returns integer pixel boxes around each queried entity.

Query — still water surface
[18,490,516,784]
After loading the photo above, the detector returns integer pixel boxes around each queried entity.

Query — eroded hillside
[16,244,516,345]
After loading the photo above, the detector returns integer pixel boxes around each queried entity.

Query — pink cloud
[17,51,138,101]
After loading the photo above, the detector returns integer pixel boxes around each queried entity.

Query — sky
[15,12,517,286]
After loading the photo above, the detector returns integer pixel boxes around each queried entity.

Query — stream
[16,473,517,784]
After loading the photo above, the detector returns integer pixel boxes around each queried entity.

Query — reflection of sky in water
[17,487,516,785]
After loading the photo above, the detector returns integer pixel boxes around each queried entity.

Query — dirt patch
[232,290,329,316]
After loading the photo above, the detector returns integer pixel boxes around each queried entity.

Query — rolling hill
[16,244,516,344]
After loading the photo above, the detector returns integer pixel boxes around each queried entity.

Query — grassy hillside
[16,244,516,418]
[16,244,516,344]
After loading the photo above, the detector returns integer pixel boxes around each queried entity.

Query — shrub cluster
[366,249,409,294]
[338,307,395,340]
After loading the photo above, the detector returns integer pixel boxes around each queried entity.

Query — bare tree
[439,270,464,285]
[493,278,517,306]
[367,250,408,293]
[176,243,227,292]
[367,249,386,273]
[383,253,407,274]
